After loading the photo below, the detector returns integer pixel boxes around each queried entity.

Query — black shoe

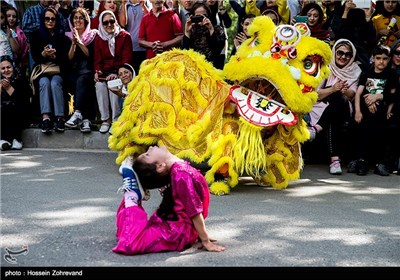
[54,118,65,133]
[374,164,390,176]
[347,160,358,173]
[357,159,368,176]
[41,119,53,134]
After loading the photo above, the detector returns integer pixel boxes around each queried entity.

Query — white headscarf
[326,39,362,93]
[97,10,121,57]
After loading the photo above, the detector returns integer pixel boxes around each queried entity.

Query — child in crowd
[348,44,398,176]
[230,13,255,57]
[112,145,225,255]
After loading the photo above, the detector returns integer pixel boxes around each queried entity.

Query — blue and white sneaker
[118,155,134,175]
[118,167,144,202]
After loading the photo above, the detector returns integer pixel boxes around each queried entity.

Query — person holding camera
[108,63,135,101]
[182,2,226,68]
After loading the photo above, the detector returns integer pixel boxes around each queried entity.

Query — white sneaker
[11,139,23,150]
[0,140,12,151]
[65,112,82,128]
[118,155,134,174]
[330,160,342,175]
[99,122,110,133]
[80,119,91,133]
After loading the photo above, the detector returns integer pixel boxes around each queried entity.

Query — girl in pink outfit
[112,145,225,255]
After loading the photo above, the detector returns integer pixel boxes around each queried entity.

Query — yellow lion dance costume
[109,16,332,195]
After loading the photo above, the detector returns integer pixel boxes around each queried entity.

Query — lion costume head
[109,16,332,195]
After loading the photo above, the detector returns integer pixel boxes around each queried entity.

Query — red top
[138,7,182,59]
[93,29,133,74]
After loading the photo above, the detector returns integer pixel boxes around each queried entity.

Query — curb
[22,128,110,150]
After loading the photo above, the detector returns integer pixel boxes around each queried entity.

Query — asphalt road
[1,149,399,276]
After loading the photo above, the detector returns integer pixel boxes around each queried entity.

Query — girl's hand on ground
[198,239,225,252]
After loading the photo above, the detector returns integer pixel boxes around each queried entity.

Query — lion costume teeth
[109,16,332,195]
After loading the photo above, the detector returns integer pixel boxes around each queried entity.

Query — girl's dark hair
[373,0,400,18]
[300,3,324,25]
[4,5,20,26]
[242,13,256,24]
[132,159,177,221]
[346,8,367,26]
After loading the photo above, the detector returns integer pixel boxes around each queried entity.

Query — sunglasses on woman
[102,19,115,26]
[336,50,352,59]
[44,16,56,22]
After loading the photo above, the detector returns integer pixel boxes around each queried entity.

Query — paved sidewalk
[1,149,399,274]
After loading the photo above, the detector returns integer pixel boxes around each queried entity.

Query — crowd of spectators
[0,0,399,176]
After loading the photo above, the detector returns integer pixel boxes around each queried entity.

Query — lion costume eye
[303,55,321,77]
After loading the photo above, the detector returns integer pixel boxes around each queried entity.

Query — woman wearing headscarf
[93,10,132,134]
[305,39,362,175]
[300,2,330,45]
[108,63,135,101]
[29,6,69,134]
[91,0,120,30]
[0,55,31,150]
[65,7,98,133]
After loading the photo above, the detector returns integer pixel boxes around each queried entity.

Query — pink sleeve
[173,172,204,219]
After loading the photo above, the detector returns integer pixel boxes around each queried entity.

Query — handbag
[29,62,61,95]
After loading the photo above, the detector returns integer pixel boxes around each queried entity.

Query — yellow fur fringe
[234,118,267,178]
